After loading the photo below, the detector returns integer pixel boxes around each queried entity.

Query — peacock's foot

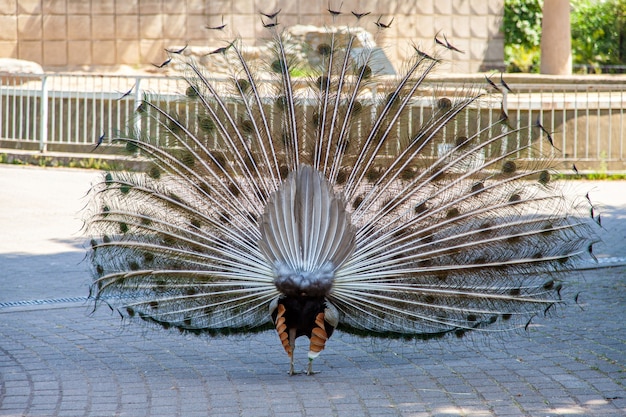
[306,360,319,375]
[288,361,302,376]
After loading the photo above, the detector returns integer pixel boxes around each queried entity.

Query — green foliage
[504,44,541,73]
[503,0,544,46]
[504,0,626,73]
[66,158,119,171]
[0,153,121,170]
[571,0,626,73]
[503,0,543,72]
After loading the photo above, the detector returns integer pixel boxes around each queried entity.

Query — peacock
[86,9,598,375]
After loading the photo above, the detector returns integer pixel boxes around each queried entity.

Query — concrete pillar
[540,0,572,75]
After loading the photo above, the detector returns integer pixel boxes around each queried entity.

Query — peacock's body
[87,9,597,375]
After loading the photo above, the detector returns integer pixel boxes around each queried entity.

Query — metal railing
[0,73,184,151]
[1,72,625,171]
[505,84,625,169]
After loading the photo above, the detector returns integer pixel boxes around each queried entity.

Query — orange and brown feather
[309,312,330,354]
[273,303,292,356]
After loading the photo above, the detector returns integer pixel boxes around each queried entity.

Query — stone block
[340,0,358,11]
[92,15,115,40]
[42,0,66,14]
[116,15,139,40]
[92,40,116,65]
[67,0,90,14]
[17,0,41,14]
[164,2,186,14]
[187,0,211,14]
[68,15,91,40]
[140,39,163,65]
[451,15,471,38]
[162,14,186,39]
[0,15,17,41]
[0,41,17,57]
[489,0,505,14]
[299,13,323,27]
[43,15,67,40]
[487,13,502,34]
[414,0,434,14]
[452,0,470,15]
[115,0,138,15]
[350,0,370,13]
[18,14,42,40]
[282,1,298,14]
[232,1,256,14]
[187,14,210,40]
[17,40,42,63]
[470,0,489,16]
[0,1,17,15]
[396,0,419,14]
[298,2,322,15]
[432,15,452,33]
[469,39,487,61]
[434,0,453,15]
[260,0,282,14]
[470,16,490,38]
[392,15,414,36]
[116,40,140,66]
[279,14,299,29]
[231,14,255,39]
[139,0,162,14]
[67,40,91,66]
[139,14,163,40]
[450,38,470,56]
[414,15,435,38]
[92,0,115,14]
[43,40,67,67]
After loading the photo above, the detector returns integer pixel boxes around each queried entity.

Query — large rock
[0,58,44,85]
[179,25,395,77]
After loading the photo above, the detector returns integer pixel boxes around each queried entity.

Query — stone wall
[0,0,504,73]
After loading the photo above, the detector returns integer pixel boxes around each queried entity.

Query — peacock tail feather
[86,11,598,358]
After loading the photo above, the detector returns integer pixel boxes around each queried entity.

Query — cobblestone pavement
[0,165,624,417]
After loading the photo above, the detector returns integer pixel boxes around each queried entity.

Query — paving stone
[0,166,625,416]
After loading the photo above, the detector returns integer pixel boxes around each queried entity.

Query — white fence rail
[1,73,184,151]
[1,72,625,171]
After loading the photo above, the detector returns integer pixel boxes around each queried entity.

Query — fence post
[39,74,49,152]
[134,76,142,138]
[501,89,509,156]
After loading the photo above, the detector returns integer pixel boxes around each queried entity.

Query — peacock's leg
[306,357,319,375]
[289,355,296,376]
[288,329,299,375]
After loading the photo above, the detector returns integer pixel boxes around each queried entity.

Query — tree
[503,0,543,72]
[571,0,626,73]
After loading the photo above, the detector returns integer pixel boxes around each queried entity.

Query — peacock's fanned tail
[86,13,598,342]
